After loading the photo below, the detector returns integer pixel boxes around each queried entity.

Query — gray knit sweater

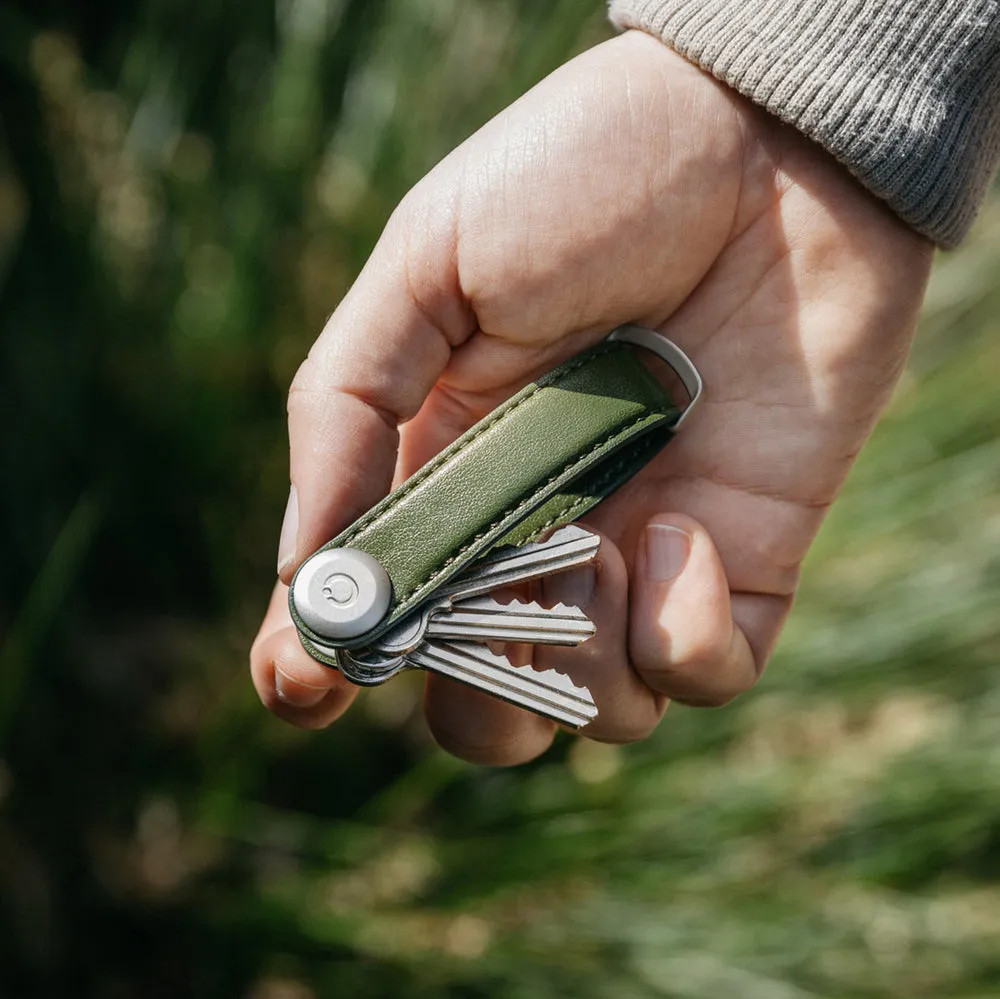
[610,0,1000,247]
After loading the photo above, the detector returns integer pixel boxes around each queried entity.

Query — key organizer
[289,325,703,727]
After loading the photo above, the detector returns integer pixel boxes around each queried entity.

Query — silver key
[372,525,601,655]
[439,524,600,601]
[375,594,595,654]
[426,595,595,645]
[332,635,599,728]
[334,524,602,726]
[407,640,598,728]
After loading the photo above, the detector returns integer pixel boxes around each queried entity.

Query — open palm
[251,31,933,764]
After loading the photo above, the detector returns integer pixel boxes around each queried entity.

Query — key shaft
[425,595,595,645]
[439,524,600,603]
[407,640,598,728]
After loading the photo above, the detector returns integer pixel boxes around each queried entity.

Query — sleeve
[609,0,1000,248]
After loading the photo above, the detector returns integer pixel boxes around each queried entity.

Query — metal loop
[609,325,704,429]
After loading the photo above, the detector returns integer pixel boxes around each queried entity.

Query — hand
[250,30,933,764]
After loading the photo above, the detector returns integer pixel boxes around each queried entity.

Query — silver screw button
[292,548,392,640]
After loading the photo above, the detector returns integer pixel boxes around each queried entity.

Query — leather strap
[291,338,682,653]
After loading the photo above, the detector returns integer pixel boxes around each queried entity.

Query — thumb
[629,514,762,707]
[277,192,473,582]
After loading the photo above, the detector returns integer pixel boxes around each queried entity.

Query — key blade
[374,526,600,655]
[440,524,600,601]
[407,640,598,729]
[426,595,595,645]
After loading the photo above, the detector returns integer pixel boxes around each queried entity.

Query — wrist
[610,0,1000,248]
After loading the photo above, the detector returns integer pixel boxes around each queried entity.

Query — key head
[292,548,392,640]
[374,602,440,656]
[335,646,409,686]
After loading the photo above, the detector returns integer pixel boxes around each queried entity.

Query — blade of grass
[0,490,102,743]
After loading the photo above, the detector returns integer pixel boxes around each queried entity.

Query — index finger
[279,191,473,582]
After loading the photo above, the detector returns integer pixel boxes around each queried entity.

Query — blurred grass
[1,2,999,997]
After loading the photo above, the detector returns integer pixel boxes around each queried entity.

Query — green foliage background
[1,2,998,996]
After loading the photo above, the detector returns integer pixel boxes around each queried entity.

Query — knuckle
[286,355,322,413]
[636,636,760,708]
[641,638,726,687]
[584,691,668,744]
[669,661,761,708]
[671,685,743,709]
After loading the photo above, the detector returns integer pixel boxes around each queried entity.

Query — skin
[250,31,934,765]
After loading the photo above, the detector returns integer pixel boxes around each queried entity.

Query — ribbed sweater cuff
[610,0,1000,247]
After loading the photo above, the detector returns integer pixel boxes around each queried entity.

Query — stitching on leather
[392,409,662,605]
[517,452,638,543]
[520,497,594,542]
[339,344,619,546]
[520,444,651,541]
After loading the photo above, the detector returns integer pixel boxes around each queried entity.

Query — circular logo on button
[291,547,393,640]
[323,573,358,606]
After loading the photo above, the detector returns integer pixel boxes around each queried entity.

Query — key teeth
[540,523,600,548]
[511,661,596,704]
[513,598,588,618]
[451,595,589,620]
[413,639,598,727]
[503,660,599,724]
[546,601,586,617]
[460,642,511,667]
[494,523,599,557]
[443,524,601,601]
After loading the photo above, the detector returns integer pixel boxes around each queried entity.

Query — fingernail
[277,484,298,574]
[645,524,691,582]
[543,566,596,608]
[274,667,328,708]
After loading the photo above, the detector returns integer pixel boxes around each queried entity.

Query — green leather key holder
[289,325,702,666]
